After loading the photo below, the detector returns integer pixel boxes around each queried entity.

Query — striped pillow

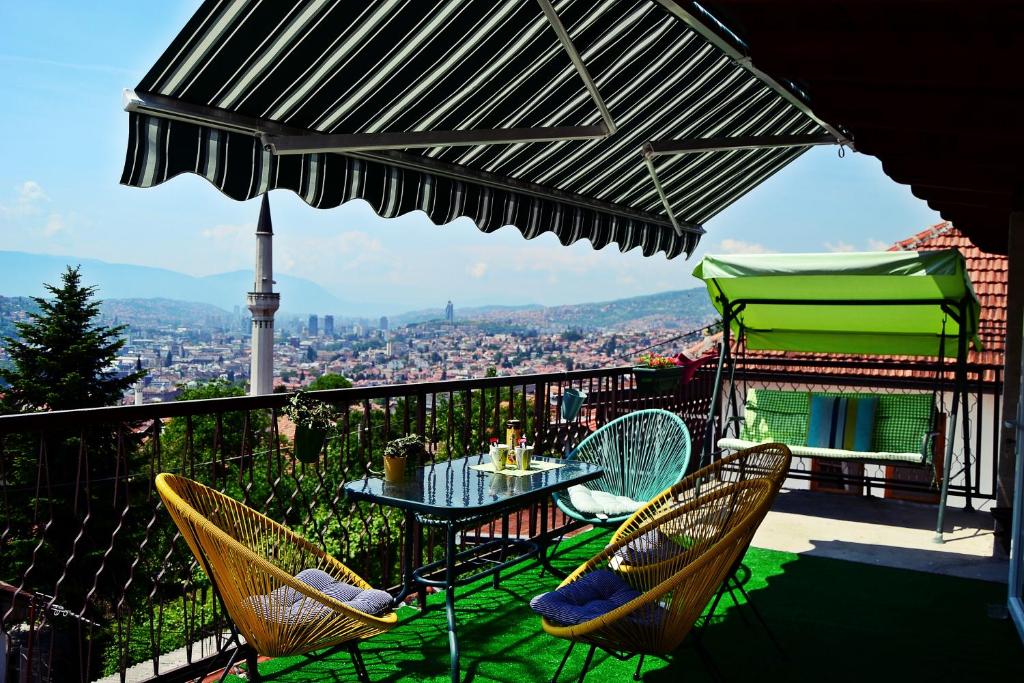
[807,396,877,451]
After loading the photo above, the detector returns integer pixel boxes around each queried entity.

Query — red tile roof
[739,222,1006,382]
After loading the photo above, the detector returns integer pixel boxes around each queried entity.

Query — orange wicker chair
[155,473,397,682]
[537,478,777,681]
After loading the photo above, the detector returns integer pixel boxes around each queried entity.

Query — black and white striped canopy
[121,0,827,259]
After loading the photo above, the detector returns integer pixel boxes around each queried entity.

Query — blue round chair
[552,409,692,528]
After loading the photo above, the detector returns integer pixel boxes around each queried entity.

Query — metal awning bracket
[535,0,616,135]
[646,134,838,157]
[642,146,704,237]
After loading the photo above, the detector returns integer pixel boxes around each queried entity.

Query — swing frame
[702,294,976,543]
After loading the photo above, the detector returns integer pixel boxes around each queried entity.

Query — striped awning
[120,0,833,259]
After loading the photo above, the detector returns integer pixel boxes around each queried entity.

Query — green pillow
[874,393,934,454]
[740,389,809,445]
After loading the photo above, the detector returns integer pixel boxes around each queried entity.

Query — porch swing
[692,249,982,541]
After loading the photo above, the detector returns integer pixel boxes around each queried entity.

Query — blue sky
[0,1,942,310]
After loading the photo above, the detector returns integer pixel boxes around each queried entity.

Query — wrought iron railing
[0,366,712,682]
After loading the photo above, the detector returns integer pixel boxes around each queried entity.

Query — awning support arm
[652,0,853,150]
[262,124,608,155]
[260,0,617,155]
[643,148,706,237]
[535,0,616,136]
[644,134,838,157]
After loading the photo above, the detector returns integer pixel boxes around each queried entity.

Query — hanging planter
[293,424,328,463]
[632,353,684,396]
[284,391,338,464]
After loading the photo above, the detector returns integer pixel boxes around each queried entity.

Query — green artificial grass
[229,531,1023,682]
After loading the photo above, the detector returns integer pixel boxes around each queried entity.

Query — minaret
[133,356,144,406]
[247,194,280,395]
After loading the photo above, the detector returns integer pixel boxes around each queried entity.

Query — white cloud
[17,181,47,205]
[201,223,250,240]
[717,238,773,254]
[1,180,49,220]
[466,261,488,278]
[867,238,891,251]
[824,240,856,252]
[43,212,65,237]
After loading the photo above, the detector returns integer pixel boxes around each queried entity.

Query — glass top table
[343,454,603,682]
[344,454,603,520]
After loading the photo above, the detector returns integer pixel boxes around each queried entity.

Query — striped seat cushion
[807,395,877,451]
[610,529,690,568]
[245,568,393,624]
[530,569,664,627]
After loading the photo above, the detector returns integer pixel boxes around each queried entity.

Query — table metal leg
[445,521,460,683]
[393,510,417,605]
[537,499,569,579]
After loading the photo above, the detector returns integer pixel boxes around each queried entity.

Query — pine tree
[0,266,145,412]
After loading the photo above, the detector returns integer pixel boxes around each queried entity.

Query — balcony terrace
[0,362,1018,682]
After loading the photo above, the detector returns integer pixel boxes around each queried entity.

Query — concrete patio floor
[754,488,1007,582]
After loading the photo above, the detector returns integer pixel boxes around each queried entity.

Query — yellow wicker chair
[155,473,397,682]
[612,443,791,653]
[539,478,776,682]
[614,443,791,541]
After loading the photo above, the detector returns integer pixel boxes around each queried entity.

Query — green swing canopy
[692,249,981,358]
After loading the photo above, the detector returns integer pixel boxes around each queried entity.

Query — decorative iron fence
[0,366,712,682]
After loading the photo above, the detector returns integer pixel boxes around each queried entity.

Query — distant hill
[99,298,232,328]
[391,303,544,326]
[391,288,716,333]
[0,251,372,316]
[535,288,716,331]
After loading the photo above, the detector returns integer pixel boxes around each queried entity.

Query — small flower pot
[632,366,684,396]
[383,455,407,483]
[293,425,327,463]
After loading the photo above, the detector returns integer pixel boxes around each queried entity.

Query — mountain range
[0,251,359,316]
[0,251,717,331]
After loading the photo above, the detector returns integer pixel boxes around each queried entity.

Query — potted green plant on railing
[632,352,684,396]
[284,390,338,463]
[382,434,425,483]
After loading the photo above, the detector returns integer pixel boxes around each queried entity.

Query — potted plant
[632,352,684,396]
[382,434,425,483]
[284,390,337,463]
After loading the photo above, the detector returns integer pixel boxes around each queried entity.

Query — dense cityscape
[0,292,717,404]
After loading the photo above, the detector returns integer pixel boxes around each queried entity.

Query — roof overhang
[120,0,840,259]
[688,0,1024,255]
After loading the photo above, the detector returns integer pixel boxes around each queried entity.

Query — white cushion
[567,485,643,520]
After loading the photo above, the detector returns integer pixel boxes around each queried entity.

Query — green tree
[308,373,353,391]
[0,266,144,412]
[162,380,268,471]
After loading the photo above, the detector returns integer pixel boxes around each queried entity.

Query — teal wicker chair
[552,409,691,528]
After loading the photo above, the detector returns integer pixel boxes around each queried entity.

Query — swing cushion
[874,393,935,455]
[739,389,810,445]
[807,395,877,451]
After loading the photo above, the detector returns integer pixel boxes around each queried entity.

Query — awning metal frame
[644,133,838,157]
[653,0,855,150]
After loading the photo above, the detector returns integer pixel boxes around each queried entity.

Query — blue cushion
[530,569,641,626]
[611,529,689,567]
[808,395,877,451]
[245,569,394,624]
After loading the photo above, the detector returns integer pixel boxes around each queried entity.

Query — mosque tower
[247,194,280,395]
